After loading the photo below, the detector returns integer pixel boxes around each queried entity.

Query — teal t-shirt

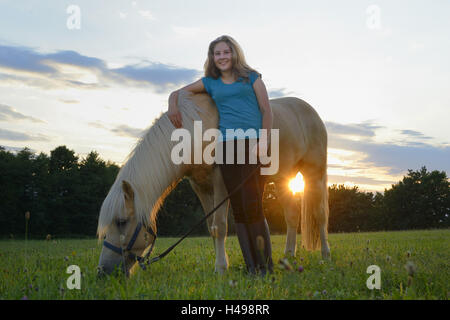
[201,71,262,141]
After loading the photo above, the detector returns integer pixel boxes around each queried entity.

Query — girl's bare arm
[253,76,273,144]
[168,79,206,128]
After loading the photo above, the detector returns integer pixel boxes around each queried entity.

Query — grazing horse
[97,90,330,276]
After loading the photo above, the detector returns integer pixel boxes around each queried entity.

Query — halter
[103,221,158,271]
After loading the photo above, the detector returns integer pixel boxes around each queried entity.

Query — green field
[0,229,449,300]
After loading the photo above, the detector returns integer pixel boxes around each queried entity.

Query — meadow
[0,229,448,300]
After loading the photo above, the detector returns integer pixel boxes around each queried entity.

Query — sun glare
[288,172,305,195]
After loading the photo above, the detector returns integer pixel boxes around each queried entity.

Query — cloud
[328,174,395,188]
[328,134,450,175]
[110,124,144,138]
[0,104,45,123]
[110,62,200,93]
[88,121,108,130]
[0,44,200,93]
[359,142,449,175]
[44,49,107,70]
[0,128,51,142]
[89,121,144,138]
[399,129,433,140]
[325,121,449,185]
[0,72,56,89]
[0,44,56,73]
[268,88,293,99]
[325,121,384,138]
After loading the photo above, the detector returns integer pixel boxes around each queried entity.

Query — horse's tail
[300,167,329,251]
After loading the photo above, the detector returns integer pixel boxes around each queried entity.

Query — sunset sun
[288,172,305,195]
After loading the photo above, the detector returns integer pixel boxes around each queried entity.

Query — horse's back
[269,97,327,176]
[270,96,326,137]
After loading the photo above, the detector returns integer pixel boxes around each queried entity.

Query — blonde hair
[204,35,261,83]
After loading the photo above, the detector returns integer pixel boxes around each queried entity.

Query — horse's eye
[116,219,128,227]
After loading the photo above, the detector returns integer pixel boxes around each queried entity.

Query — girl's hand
[168,105,183,128]
[167,80,206,129]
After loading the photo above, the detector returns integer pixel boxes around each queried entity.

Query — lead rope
[140,162,263,269]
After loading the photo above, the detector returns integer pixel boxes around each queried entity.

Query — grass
[0,229,449,300]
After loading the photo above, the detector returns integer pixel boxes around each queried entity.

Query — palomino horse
[97,90,330,276]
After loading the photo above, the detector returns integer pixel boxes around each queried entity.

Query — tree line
[0,145,448,239]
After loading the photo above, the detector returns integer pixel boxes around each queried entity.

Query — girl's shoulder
[201,76,220,95]
[202,75,220,85]
[202,75,218,80]
[250,70,261,79]
[247,70,261,85]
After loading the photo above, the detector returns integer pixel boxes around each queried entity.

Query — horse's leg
[189,170,229,274]
[276,180,300,257]
[301,164,331,260]
[210,166,230,274]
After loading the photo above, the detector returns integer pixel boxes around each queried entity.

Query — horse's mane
[97,90,204,239]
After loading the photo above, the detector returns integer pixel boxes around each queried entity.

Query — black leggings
[218,138,266,224]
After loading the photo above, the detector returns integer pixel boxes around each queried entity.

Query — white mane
[97,90,204,239]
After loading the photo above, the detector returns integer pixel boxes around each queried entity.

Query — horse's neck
[118,118,184,224]
[117,91,213,224]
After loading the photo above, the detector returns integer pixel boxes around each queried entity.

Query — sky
[0,0,449,192]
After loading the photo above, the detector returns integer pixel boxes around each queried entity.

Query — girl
[167,35,273,276]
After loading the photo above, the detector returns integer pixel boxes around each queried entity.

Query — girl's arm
[168,79,206,128]
[253,77,273,146]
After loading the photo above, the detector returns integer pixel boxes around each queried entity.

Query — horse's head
[97,180,156,277]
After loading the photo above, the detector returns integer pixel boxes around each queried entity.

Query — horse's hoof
[284,249,296,258]
[215,265,227,275]
[321,249,331,260]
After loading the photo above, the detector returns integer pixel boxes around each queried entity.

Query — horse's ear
[122,180,134,201]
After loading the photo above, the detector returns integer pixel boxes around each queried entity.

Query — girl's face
[213,41,233,73]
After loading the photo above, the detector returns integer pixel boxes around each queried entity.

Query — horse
[96,90,330,276]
